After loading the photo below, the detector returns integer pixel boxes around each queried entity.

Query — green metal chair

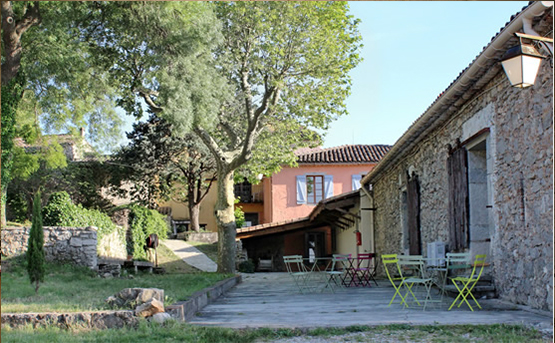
[381,254,407,307]
[448,254,487,311]
[439,252,471,300]
[324,254,350,292]
[397,255,434,310]
[283,255,313,293]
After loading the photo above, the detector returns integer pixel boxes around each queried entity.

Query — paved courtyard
[190,272,552,334]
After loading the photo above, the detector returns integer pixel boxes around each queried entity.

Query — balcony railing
[235,182,264,203]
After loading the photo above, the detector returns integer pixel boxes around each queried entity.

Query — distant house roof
[295,144,391,164]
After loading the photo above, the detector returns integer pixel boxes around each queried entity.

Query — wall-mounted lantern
[501,32,553,88]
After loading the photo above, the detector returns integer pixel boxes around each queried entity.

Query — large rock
[150,312,173,324]
[135,298,164,318]
[106,288,164,309]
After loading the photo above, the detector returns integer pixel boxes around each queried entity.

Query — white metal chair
[398,255,434,310]
[324,254,350,292]
[283,255,313,293]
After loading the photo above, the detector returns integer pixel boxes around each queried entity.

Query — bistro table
[341,254,376,287]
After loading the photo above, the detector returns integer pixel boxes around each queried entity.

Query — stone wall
[370,62,552,311]
[1,226,98,269]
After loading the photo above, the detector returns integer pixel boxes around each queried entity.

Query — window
[306,175,324,204]
[296,174,334,205]
[351,174,366,190]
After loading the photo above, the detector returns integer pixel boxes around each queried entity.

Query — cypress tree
[27,191,46,294]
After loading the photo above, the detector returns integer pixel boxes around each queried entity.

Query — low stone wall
[185,232,218,244]
[1,311,137,329]
[166,275,241,321]
[1,226,98,269]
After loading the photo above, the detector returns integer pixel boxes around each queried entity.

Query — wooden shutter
[407,173,421,255]
[448,145,469,251]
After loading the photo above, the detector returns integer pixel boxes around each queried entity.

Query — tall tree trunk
[188,202,201,233]
[215,168,237,273]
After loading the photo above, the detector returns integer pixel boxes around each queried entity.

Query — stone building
[359,2,553,311]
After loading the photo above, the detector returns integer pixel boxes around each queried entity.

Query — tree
[116,115,216,232]
[26,191,45,294]
[188,2,363,272]
[1,1,125,224]
[68,2,362,273]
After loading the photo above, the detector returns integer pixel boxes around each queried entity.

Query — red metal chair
[353,253,378,287]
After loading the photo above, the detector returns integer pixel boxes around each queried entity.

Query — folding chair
[397,255,434,310]
[353,253,379,287]
[283,255,313,293]
[381,254,407,307]
[324,254,350,292]
[439,252,471,299]
[448,254,487,311]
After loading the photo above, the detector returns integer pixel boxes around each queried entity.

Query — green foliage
[237,259,255,274]
[234,198,246,228]
[26,191,46,294]
[115,115,216,218]
[8,159,119,223]
[13,1,125,152]
[127,205,169,259]
[1,73,26,223]
[42,191,119,240]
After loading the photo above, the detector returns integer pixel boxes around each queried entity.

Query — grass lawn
[187,240,219,262]
[1,322,548,343]
[1,247,231,313]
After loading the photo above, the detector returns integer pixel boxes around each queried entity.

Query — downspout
[522,1,553,55]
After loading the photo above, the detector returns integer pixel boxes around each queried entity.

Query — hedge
[42,191,121,241]
[127,204,168,260]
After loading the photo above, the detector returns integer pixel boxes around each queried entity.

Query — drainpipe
[522,1,553,55]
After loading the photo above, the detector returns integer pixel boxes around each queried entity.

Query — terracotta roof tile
[295,144,391,164]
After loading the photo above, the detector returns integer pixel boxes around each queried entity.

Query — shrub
[42,191,120,240]
[237,259,255,273]
[127,205,169,260]
[27,191,45,294]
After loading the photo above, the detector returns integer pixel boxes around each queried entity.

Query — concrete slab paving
[161,239,217,272]
[190,272,552,333]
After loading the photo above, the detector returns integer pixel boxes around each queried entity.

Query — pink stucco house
[236,144,391,226]
[235,144,391,270]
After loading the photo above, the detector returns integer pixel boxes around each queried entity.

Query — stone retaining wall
[166,275,242,321]
[1,226,98,269]
[1,311,138,329]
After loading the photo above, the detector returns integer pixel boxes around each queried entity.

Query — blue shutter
[296,175,307,204]
[324,175,334,199]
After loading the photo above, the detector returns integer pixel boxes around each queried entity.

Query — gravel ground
[255,327,553,343]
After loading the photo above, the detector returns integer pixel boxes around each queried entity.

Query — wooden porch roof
[236,190,360,240]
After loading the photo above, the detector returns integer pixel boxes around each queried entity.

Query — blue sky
[322,1,529,148]
[118,1,528,150]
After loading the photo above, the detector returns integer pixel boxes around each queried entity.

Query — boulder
[106,288,164,309]
[150,312,173,324]
[135,298,165,318]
